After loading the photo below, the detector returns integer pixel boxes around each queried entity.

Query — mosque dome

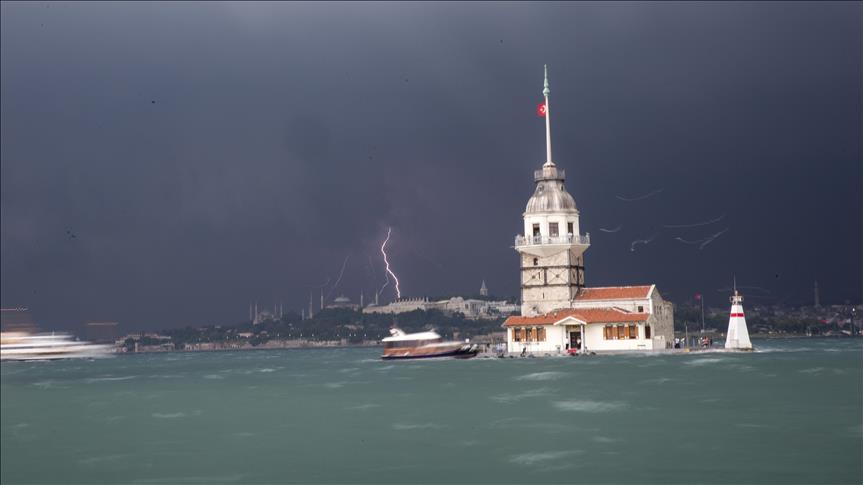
[334,295,351,304]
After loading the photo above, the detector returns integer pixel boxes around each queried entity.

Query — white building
[363,296,518,320]
[504,66,673,354]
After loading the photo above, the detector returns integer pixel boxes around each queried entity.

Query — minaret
[814,280,821,308]
[514,65,590,316]
[725,278,753,350]
[480,280,489,297]
[320,289,324,311]
[309,291,314,319]
[360,291,364,308]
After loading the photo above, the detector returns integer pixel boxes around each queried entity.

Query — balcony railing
[514,233,590,247]
[534,167,565,181]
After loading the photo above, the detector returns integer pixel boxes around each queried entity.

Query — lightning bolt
[326,255,350,300]
[380,227,401,299]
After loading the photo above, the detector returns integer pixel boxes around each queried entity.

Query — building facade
[504,66,673,353]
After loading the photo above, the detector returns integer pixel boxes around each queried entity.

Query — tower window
[637,305,644,312]
[532,224,540,237]
[645,325,651,339]
[567,222,574,235]
[549,223,559,237]
[533,258,538,266]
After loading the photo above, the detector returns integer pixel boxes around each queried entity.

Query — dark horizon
[2,2,861,332]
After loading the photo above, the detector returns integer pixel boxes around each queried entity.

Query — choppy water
[2,338,861,484]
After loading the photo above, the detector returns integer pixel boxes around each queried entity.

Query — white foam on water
[642,377,674,385]
[510,450,582,465]
[798,367,825,374]
[85,376,137,383]
[593,436,619,443]
[152,412,186,419]
[152,410,201,419]
[203,374,223,380]
[685,358,725,366]
[323,382,346,388]
[338,367,360,373]
[735,423,771,429]
[553,400,627,412]
[491,387,553,403]
[515,371,567,381]
[347,403,380,411]
[257,368,277,373]
[392,423,445,430]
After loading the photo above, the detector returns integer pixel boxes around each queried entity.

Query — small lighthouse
[724,279,753,350]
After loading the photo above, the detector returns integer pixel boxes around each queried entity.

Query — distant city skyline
[2,2,860,331]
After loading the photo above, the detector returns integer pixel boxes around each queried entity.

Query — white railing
[514,233,590,247]
[534,168,565,181]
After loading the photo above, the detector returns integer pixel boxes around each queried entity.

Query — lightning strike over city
[0,2,860,484]
[379,227,401,299]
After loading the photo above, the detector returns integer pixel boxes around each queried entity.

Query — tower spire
[543,64,554,168]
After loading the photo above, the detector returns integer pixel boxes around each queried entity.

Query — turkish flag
[537,102,547,117]
[694,293,702,300]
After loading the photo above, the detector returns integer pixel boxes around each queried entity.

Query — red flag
[537,102,547,117]
[694,293,702,301]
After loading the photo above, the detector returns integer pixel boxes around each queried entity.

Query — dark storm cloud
[2,2,860,331]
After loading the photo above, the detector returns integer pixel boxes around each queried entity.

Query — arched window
[533,258,538,266]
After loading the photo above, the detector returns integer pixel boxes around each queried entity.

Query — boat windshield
[383,338,442,349]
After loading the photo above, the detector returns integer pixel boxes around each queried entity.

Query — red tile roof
[574,285,653,301]
[503,307,649,327]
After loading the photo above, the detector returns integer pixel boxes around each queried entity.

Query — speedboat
[1,331,113,361]
[381,328,478,360]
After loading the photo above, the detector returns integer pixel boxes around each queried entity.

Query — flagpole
[543,64,553,167]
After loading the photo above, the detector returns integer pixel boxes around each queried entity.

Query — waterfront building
[503,66,673,354]
[362,296,518,320]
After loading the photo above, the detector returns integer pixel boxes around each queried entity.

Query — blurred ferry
[381,328,479,360]
[1,332,113,361]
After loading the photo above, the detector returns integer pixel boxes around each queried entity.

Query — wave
[392,423,445,430]
[510,450,582,465]
[553,400,627,412]
[85,375,137,383]
[515,371,567,381]
[684,358,725,366]
[491,388,554,403]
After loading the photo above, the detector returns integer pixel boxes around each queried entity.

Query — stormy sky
[2,2,861,332]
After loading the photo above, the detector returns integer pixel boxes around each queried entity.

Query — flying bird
[663,214,726,228]
[616,188,664,202]
[630,234,658,252]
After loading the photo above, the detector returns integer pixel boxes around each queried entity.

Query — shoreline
[117,333,861,355]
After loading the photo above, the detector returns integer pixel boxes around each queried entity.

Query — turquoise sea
[2,338,861,484]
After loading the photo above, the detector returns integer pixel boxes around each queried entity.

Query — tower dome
[525,169,578,214]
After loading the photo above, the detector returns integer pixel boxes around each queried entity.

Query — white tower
[515,65,590,316]
[480,280,489,297]
[725,280,753,350]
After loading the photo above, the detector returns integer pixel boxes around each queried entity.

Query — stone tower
[514,66,590,316]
